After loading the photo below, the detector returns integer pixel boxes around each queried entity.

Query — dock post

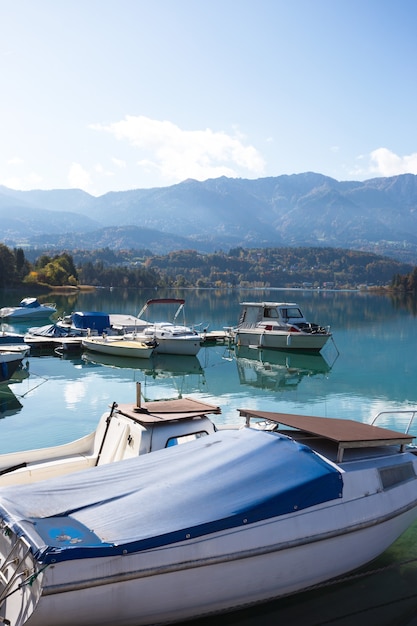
[136,382,141,408]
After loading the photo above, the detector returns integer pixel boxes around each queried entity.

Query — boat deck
[116,397,222,424]
[239,409,415,462]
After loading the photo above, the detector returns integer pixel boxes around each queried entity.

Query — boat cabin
[238,302,308,329]
[0,397,222,486]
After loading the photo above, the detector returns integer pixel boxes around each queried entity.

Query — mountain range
[1,172,417,262]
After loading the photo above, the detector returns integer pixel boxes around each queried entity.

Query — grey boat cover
[0,428,342,564]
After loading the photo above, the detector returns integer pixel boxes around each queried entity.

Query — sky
[1,0,417,197]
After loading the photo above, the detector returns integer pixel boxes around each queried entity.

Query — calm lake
[2,286,417,625]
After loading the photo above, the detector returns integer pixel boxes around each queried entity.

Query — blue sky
[1,0,417,196]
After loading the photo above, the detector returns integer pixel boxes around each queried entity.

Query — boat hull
[235,328,330,351]
[132,326,202,356]
[2,426,417,626]
[152,336,202,356]
[3,495,416,626]
[0,310,55,320]
[81,338,154,359]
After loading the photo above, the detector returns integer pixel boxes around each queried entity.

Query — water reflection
[0,361,30,419]
[235,346,333,392]
[82,351,207,397]
[82,350,201,372]
[0,385,23,418]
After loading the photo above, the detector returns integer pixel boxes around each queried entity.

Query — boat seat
[0,454,95,486]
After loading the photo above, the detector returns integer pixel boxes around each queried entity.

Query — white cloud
[8,156,24,165]
[0,176,22,188]
[111,157,126,168]
[95,163,115,178]
[370,148,417,176]
[0,172,42,190]
[68,162,92,190]
[90,115,265,183]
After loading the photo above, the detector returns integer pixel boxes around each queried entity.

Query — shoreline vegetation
[1,243,417,294]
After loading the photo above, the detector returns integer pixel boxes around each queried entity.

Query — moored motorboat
[0,297,56,320]
[126,322,202,356]
[1,401,417,625]
[233,301,331,352]
[0,330,25,345]
[24,323,84,353]
[124,298,203,356]
[0,331,30,356]
[56,311,113,336]
[81,335,156,359]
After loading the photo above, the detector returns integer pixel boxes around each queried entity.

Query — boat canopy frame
[239,409,415,462]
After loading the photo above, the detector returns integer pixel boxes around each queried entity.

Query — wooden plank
[117,397,222,424]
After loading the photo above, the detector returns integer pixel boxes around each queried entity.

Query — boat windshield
[280,307,303,319]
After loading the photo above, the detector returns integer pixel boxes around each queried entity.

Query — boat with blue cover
[0,298,56,320]
[1,402,417,625]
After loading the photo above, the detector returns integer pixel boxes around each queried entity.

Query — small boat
[233,301,331,352]
[0,391,221,485]
[57,311,113,336]
[127,322,202,356]
[0,351,24,383]
[0,331,30,356]
[118,299,203,356]
[1,401,417,625]
[0,297,56,320]
[81,335,156,359]
[24,323,84,353]
[0,330,25,345]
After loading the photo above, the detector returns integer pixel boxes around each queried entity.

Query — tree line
[1,243,416,290]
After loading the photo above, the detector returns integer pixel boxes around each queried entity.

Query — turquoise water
[1,287,417,624]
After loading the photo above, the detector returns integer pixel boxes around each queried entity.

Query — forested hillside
[1,243,413,290]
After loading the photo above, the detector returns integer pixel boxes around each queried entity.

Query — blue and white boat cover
[72,312,110,333]
[0,428,342,564]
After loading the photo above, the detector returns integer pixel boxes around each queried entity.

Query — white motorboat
[0,297,56,320]
[1,401,417,625]
[124,298,203,356]
[0,330,25,345]
[233,301,331,352]
[0,331,30,356]
[0,351,24,383]
[127,322,202,356]
[81,335,156,359]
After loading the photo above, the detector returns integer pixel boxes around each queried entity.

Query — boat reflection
[0,385,23,419]
[82,352,206,397]
[82,351,203,376]
[235,346,332,391]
